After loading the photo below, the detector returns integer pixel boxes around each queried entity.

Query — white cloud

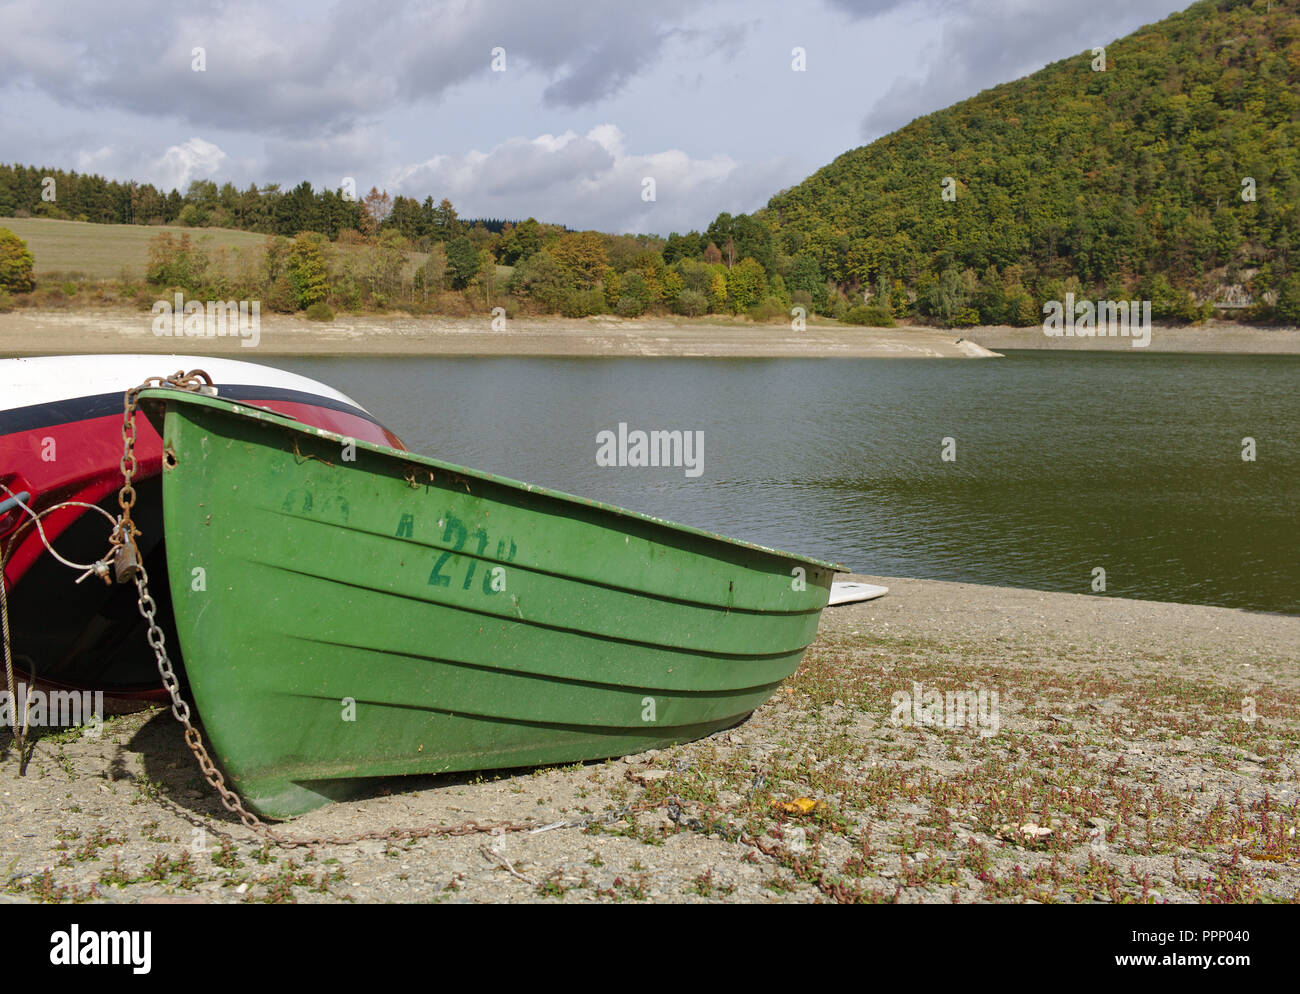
[0,0,716,134]
[150,138,228,192]
[73,145,117,173]
[389,125,797,234]
[0,0,1191,231]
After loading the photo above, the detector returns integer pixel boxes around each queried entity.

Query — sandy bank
[0,309,998,359]
[4,308,1295,358]
[3,575,1295,904]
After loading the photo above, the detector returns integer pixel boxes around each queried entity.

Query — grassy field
[2,217,269,281]
[0,216,489,286]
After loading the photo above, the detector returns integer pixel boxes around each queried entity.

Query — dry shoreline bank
[969,319,1300,354]
[2,308,1297,358]
[3,574,1295,904]
[0,309,994,358]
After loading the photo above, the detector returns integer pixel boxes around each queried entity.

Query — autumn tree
[145,231,207,293]
[727,257,767,311]
[432,199,463,242]
[660,269,683,306]
[370,229,408,300]
[603,269,621,309]
[0,227,36,292]
[287,232,329,309]
[417,243,448,299]
[508,250,566,311]
[360,187,393,238]
[708,269,727,311]
[551,231,609,288]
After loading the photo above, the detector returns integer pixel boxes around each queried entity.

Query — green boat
[138,387,843,818]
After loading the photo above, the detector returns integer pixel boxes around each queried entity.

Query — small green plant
[536,872,569,898]
[73,826,124,862]
[212,838,243,870]
[98,854,135,888]
[141,820,173,844]
[601,874,649,902]
[763,873,798,895]
[688,869,735,898]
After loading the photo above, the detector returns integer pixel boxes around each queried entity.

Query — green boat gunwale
[138,386,848,573]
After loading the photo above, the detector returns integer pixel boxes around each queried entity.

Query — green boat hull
[143,389,841,818]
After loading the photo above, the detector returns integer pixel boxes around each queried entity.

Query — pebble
[628,770,669,785]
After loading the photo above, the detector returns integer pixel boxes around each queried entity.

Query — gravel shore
[0,309,996,359]
[2,574,1296,904]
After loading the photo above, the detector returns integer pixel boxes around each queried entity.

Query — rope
[0,484,122,769]
[0,535,26,762]
[0,483,120,582]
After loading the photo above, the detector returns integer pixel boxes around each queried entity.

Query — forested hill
[761,0,1300,323]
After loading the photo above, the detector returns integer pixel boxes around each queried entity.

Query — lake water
[278,351,1298,615]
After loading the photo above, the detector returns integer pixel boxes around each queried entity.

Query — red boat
[0,355,403,699]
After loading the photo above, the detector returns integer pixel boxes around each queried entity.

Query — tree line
[3,0,1299,324]
[758,0,1300,324]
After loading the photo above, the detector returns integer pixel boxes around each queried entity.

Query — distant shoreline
[966,320,1300,355]
[1,308,1296,358]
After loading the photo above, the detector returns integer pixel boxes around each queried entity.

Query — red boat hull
[2,364,403,700]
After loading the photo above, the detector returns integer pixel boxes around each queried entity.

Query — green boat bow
[140,387,843,818]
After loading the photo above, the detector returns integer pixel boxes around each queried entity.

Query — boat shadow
[126,708,619,830]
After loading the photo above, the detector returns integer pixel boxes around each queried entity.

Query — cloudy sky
[0,0,1184,235]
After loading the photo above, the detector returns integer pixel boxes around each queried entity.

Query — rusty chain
[119,374,666,849]
[114,371,217,585]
